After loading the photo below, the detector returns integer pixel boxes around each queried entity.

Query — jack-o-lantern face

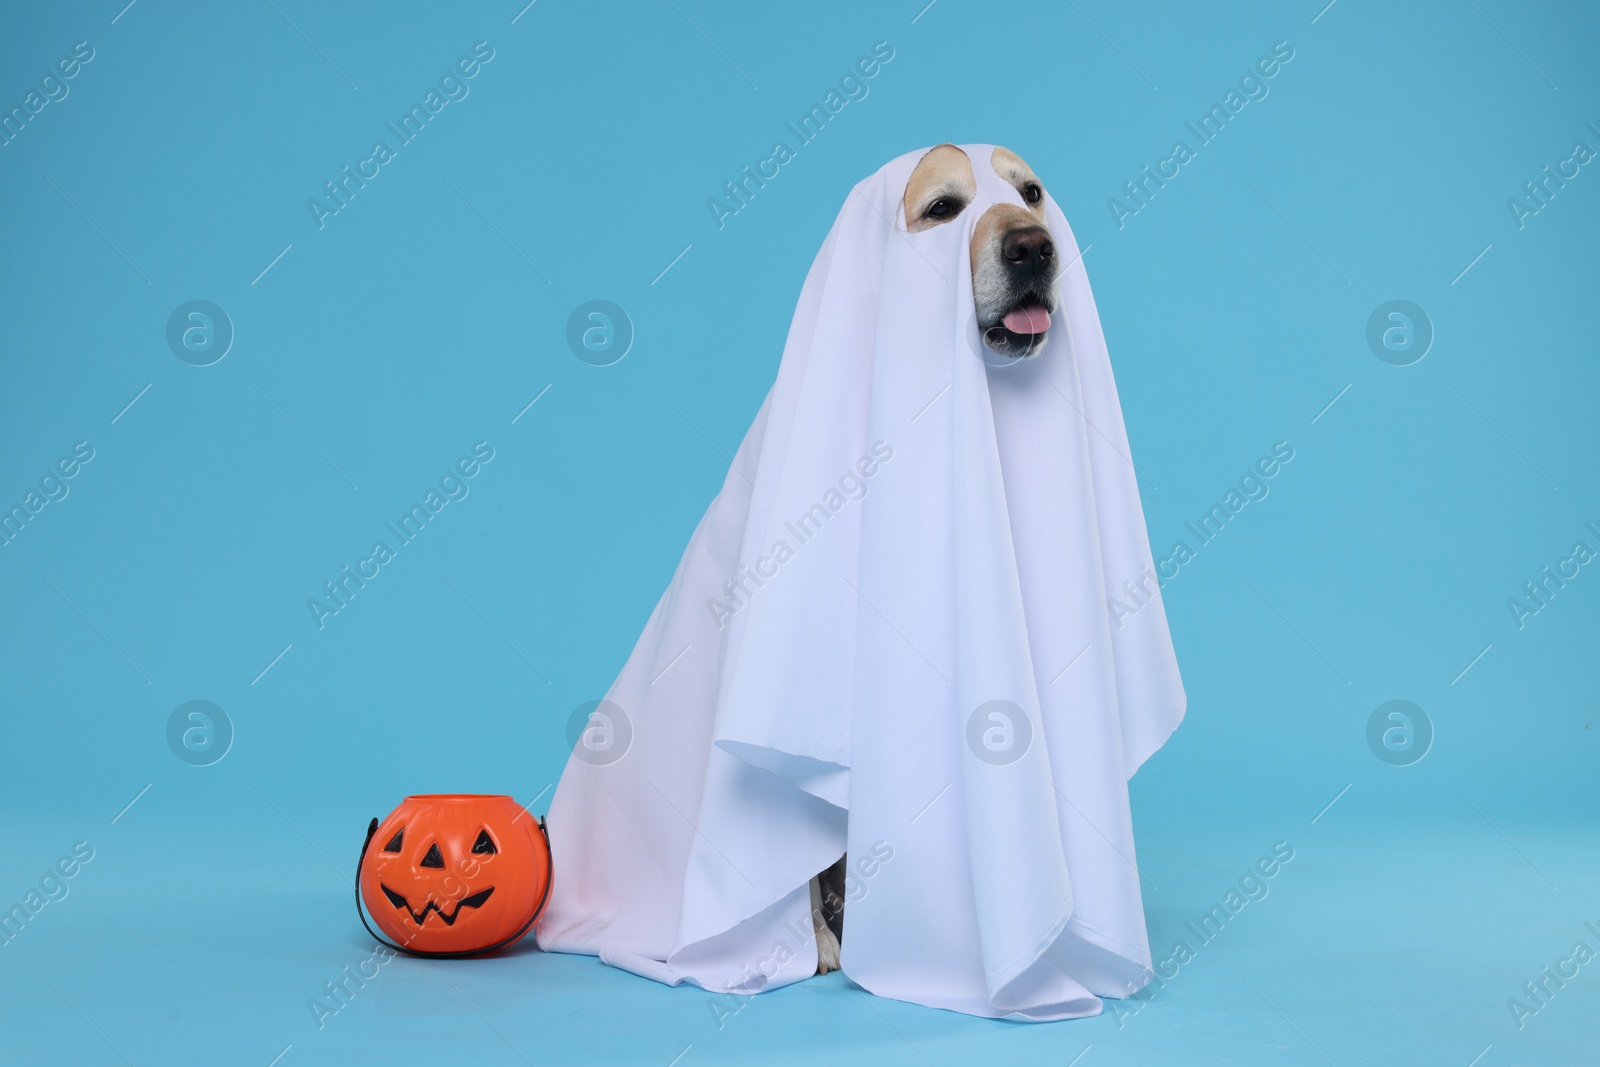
[358,794,551,956]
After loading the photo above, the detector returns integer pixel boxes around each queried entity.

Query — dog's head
[903,145,1061,357]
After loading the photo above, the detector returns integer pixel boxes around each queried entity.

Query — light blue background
[1,1,1596,1064]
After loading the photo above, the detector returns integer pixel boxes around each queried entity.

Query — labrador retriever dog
[910,143,1062,357]
[811,144,1064,974]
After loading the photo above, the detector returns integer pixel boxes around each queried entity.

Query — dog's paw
[815,922,841,975]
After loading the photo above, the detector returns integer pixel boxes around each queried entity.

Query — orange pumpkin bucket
[355,794,552,958]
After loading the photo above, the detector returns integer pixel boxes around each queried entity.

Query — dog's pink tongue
[1002,306,1051,334]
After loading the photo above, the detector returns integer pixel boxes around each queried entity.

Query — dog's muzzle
[982,225,1059,356]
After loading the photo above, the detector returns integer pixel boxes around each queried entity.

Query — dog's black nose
[1002,228,1054,275]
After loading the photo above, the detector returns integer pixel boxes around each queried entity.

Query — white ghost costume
[536,144,1186,1021]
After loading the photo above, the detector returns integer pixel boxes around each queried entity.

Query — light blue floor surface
[4,812,1594,1066]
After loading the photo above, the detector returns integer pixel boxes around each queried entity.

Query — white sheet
[536,144,1186,1020]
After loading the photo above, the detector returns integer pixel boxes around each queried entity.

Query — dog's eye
[1023,183,1043,205]
[924,197,960,220]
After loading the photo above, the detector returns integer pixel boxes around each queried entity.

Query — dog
[904,143,1062,357]
[810,144,1063,975]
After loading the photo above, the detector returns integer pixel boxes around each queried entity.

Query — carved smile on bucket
[379,884,495,926]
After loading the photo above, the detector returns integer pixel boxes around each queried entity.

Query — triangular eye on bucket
[472,830,498,855]
[382,829,404,853]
